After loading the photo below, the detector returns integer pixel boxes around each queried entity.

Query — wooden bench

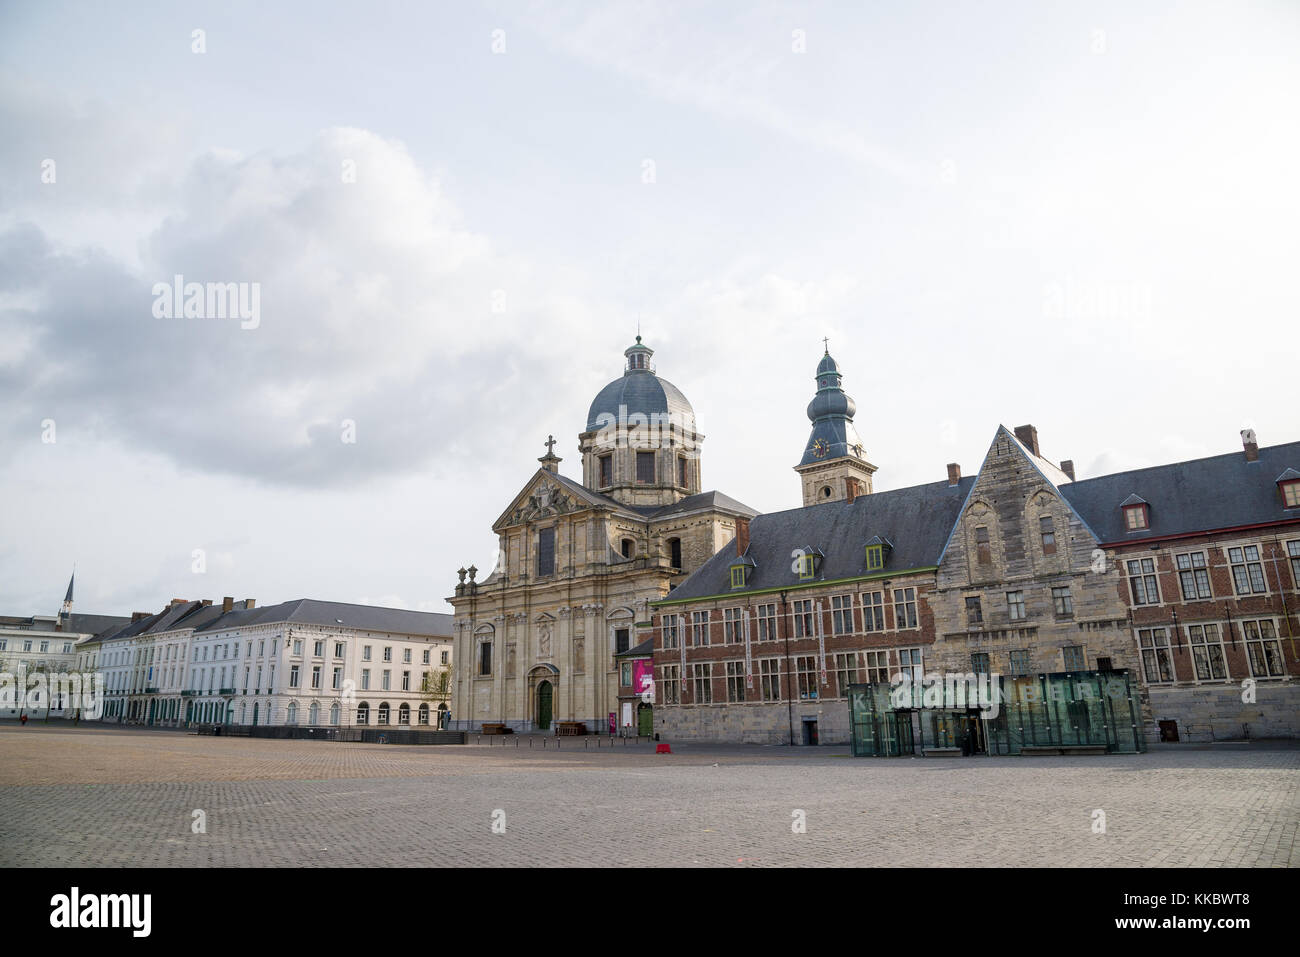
[481,723,513,735]
[556,722,588,736]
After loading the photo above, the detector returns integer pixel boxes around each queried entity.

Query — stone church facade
[447,337,757,732]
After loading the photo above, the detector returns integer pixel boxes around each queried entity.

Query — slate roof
[615,637,654,658]
[648,490,758,520]
[194,599,454,638]
[661,476,976,603]
[585,369,694,432]
[1059,441,1300,543]
[65,613,131,636]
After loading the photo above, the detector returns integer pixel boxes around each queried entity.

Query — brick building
[649,348,1298,748]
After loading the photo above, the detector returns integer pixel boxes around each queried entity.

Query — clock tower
[794,346,877,506]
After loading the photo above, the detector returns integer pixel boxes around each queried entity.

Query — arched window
[356,702,370,725]
[286,701,297,725]
[378,702,390,725]
[309,701,319,725]
[330,703,340,726]
[418,703,430,725]
[398,703,410,725]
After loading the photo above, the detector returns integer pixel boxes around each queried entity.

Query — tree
[421,666,452,726]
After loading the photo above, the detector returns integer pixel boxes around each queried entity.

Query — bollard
[529,737,533,748]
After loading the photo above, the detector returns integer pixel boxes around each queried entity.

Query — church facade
[447,337,757,732]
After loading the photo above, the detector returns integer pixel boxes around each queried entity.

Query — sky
[1,0,1297,618]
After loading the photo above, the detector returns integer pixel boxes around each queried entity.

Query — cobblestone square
[1,725,1295,867]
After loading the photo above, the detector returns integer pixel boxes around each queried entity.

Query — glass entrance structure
[849,670,1146,756]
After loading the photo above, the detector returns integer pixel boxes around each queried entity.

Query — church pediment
[493,469,603,530]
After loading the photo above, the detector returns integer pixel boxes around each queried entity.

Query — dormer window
[864,536,893,571]
[1120,494,1150,531]
[795,547,823,580]
[729,556,755,589]
[1277,469,1300,508]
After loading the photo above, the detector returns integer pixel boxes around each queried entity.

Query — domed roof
[586,338,695,432]
[816,352,839,376]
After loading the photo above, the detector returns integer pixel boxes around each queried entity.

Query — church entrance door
[536,681,553,730]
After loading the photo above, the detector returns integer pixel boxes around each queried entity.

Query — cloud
[0,122,603,487]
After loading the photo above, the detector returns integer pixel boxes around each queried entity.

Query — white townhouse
[0,575,128,718]
[89,597,453,728]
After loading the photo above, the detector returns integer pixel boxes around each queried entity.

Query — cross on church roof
[544,435,556,455]
[823,336,830,354]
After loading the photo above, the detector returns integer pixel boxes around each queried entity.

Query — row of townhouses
[1,588,454,728]
[450,339,1299,754]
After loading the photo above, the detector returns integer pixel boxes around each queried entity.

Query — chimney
[170,597,187,606]
[735,517,751,556]
[1060,460,1076,481]
[221,596,234,613]
[200,599,212,607]
[947,463,961,486]
[1013,424,1040,457]
[244,598,256,609]
[845,477,861,503]
[1241,429,1259,462]
[131,611,149,622]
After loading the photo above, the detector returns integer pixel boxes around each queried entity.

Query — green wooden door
[637,703,653,736]
[536,681,553,730]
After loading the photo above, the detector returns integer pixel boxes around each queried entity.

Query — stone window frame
[723,607,744,644]
[1227,543,1269,596]
[1006,590,1027,621]
[833,652,858,697]
[1051,586,1073,619]
[859,591,885,632]
[891,587,918,630]
[1240,618,1285,679]
[1137,628,1173,684]
[661,613,681,650]
[1175,550,1213,600]
[1186,622,1229,682]
[690,661,713,704]
[724,660,746,702]
[792,598,816,638]
[757,658,782,702]
[754,603,778,642]
[661,664,680,704]
[830,594,854,635]
[1125,557,1162,606]
[965,595,983,626]
[794,655,820,700]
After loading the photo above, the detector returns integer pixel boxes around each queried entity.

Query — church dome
[585,337,696,432]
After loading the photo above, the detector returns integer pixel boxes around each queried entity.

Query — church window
[537,526,555,577]
[599,454,612,488]
[669,538,682,569]
[478,641,492,676]
[975,526,992,565]
[614,628,630,655]
[621,538,634,559]
[1040,516,1056,555]
[636,451,656,484]
[678,457,688,487]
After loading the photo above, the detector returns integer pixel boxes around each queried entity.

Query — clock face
[812,438,830,458]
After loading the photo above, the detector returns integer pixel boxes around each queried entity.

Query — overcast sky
[2,1,1297,619]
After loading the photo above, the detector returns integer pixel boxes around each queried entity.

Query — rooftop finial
[823,336,830,355]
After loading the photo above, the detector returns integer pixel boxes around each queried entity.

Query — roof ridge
[1063,440,1300,488]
